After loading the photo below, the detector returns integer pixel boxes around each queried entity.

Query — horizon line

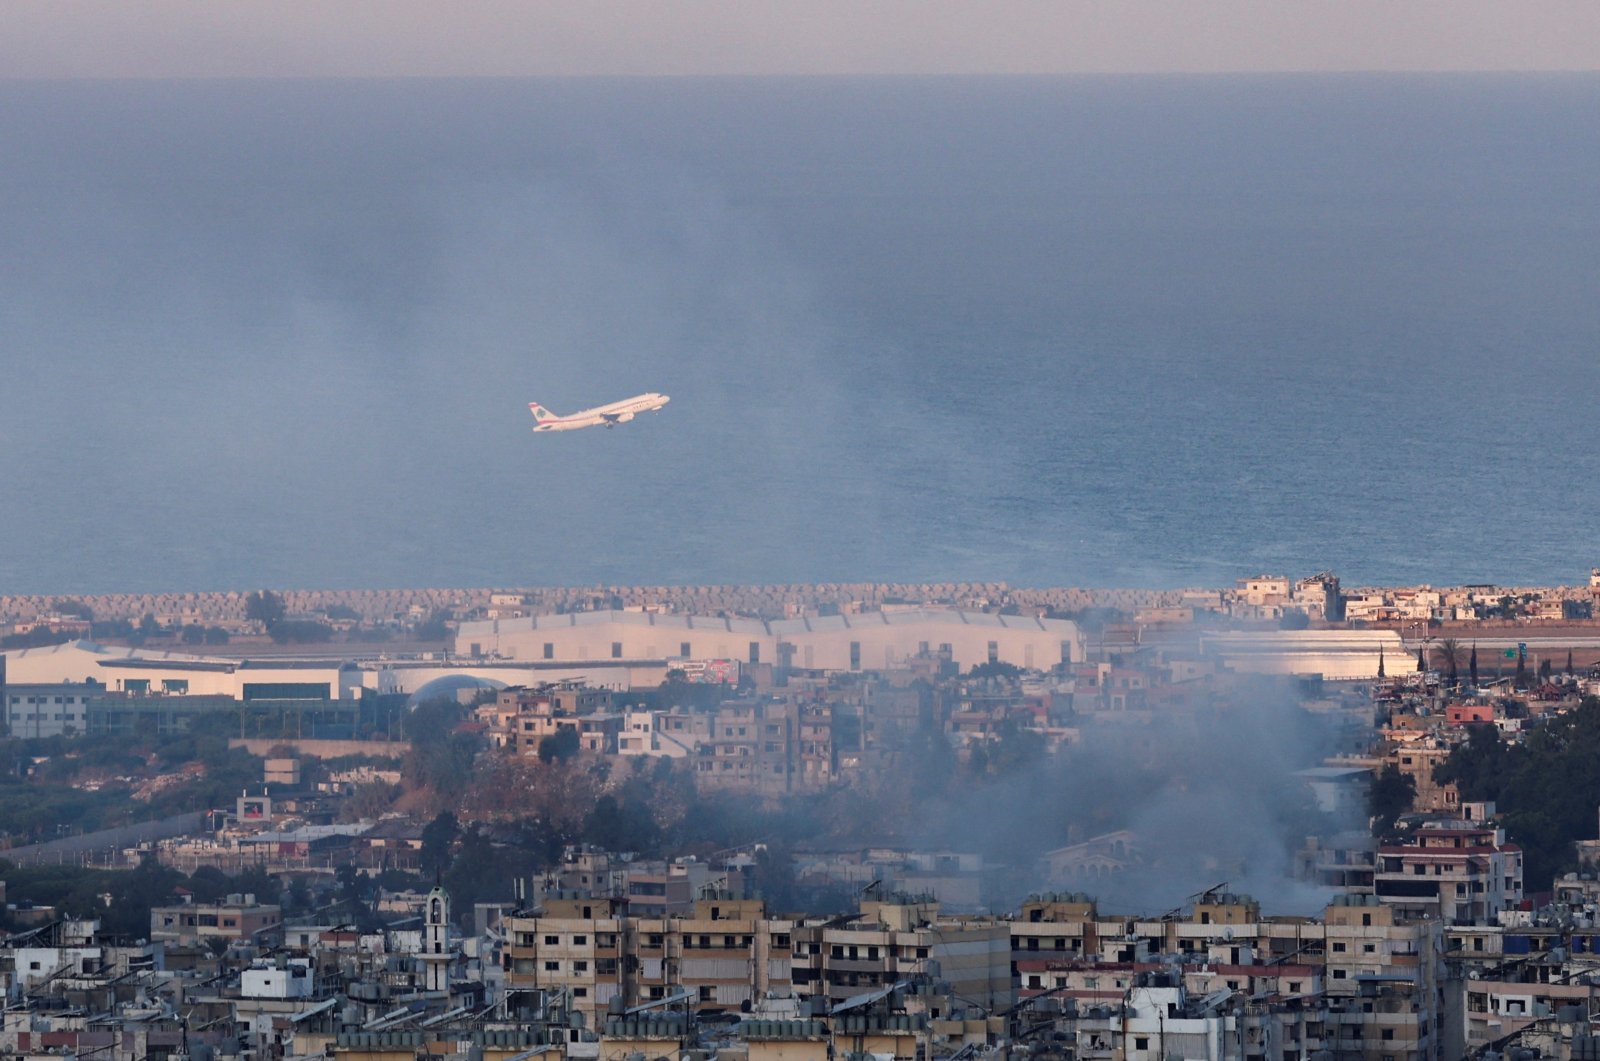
[3,69,1599,85]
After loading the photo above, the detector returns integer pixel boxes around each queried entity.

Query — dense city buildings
[10,573,1600,1058]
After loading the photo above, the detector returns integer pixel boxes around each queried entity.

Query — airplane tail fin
[528,402,560,423]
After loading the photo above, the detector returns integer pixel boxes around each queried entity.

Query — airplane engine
[617,412,635,422]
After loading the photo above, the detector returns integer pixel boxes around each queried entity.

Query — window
[1135,1038,1149,1052]
[1362,913,1372,926]
[544,961,560,971]
[987,641,999,663]
[749,641,760,664]
[573,961,588,972]
[1332,942,1346,952]
[545,935,560,945]
[612,642,623,658]
[681,641,692,657]
[573,935,588,945]
[544,642,554,659]
[850,641,861,670]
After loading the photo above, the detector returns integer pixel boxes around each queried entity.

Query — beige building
[477,685,620,756]
[1,641,363,701]
[502,897,794,1020]
[455,609,1083,674]
[149,896,283,946]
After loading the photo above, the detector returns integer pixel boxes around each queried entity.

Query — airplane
[528,392,671,432]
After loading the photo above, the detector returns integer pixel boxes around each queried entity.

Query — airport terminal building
[453,608,1084,674]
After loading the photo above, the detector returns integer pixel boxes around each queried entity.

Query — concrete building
[693,699,836,796]
[1,640,364,700]
[4,682,94,738]
[1374,821,1524,922]
[455,609,1083,675]
[1198,629,1418,680]
[149,895,283,947]
[477,685,620,756]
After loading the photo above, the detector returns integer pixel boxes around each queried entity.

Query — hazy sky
[2,1,1597,78]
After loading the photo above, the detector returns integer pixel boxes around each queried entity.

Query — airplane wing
[600,412,622,423]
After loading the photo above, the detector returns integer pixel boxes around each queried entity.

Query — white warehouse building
[0,640,364,700]
[453,608,1084,673]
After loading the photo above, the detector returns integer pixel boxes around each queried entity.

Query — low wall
[227,738,411,760]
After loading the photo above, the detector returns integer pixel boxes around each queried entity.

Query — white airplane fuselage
[529,392,670,432]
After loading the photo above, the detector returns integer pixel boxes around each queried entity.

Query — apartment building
[502,897,793,1020]
[501,896,1011,1022]
[791,899,1013,1012]
[149,895,284,947]
[1374,821,1524,922]
[693,698,837,796]
[478,685,620,756]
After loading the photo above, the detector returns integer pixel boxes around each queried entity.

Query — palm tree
[1434,638,1462,688]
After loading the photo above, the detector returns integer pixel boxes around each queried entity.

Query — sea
[1,75,1596,596]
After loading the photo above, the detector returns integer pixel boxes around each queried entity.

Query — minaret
[422,882,451,993]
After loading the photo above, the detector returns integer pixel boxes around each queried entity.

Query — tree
[1434,639,1461,687]
[967,661,1023,680]
[1368,765,1416,837]
[421,812,460,877]
[55,599,94,620]
[583,795,660,854]
[1433,699,1600,889]
[269,620,334,644]
[414,609,452,642]
[246,590,286,628]
[1469,643,1479,688]
[538,727,581,764]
